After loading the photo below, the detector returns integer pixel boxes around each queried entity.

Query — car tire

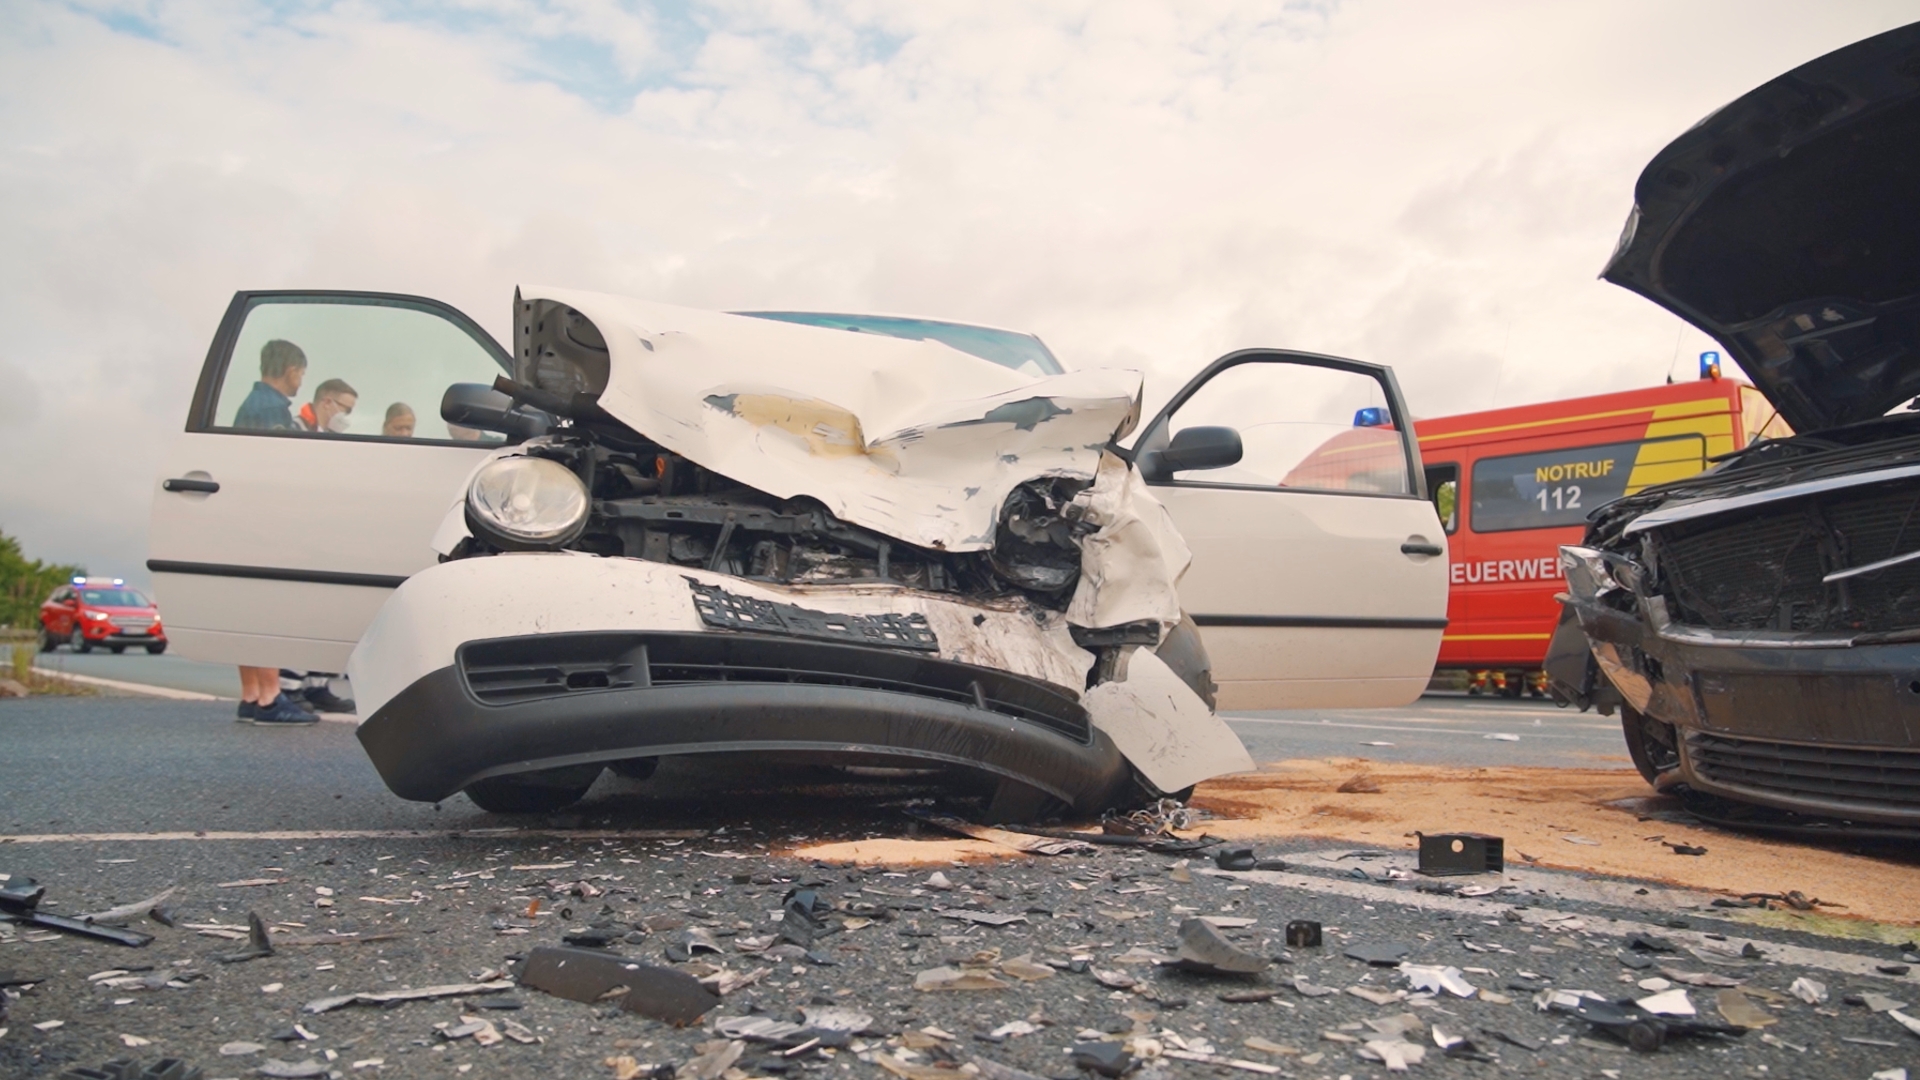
[71,627,93,654]
[109,645,125,654]
[146,642,168,655]
[1620,706,1681,786]
[39,627,58,653]
[463,765,603,814]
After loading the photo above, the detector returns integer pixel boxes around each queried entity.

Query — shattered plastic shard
[1165,918,1268,976]
[1401,964,1477,998]
[1344,941,1411,966]
[1635,988,1695,1017]
[1789,977,1828,1005]
[518,945,720,1025]
[914,966,1009,992]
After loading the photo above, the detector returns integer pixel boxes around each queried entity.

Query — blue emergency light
[1353,407,1389,427]
[1700,351,1722,380]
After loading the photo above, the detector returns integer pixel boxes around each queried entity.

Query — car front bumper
[1555,547,1920,826]
[348,554,1138,812]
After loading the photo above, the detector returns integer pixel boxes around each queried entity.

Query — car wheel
[71,627,93,654]
[463,765,603,814]
[1620,706,1681,786]
[146,642,168,655]
[39,627,58,653]
[108,645,125,654]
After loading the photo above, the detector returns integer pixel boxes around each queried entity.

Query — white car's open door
[1139,350,1449,709]
[148,291,511,671]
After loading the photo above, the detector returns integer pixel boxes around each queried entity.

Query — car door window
[1142,358,1413,495]
[204,296,509,443]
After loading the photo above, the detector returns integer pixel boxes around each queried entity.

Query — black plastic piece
[1285,920,1322,948]
[161,478,220,494]
[687,579,938,651]
[1417,832,1504,876]
[0,875,154,947]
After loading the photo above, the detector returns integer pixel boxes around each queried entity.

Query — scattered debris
[1344,941,1411,966]
[1635,988,1695,1016]
[77,887,178,926]
[1337,772,1382,793]
[518,946,720,1024]
[1164,918,1268,976]
[914,966,1009,992]
[258,1061,329,1079]
[0,874,153,947]
[1415,833,1503,876]
[1789,976,1828,1005]
[1212,848,1287,872]
[1070,1041,1133,1077]
[1554,995,1744,1053]
[59,1059,208,1080]
[217,912,274,964]
[1401,964,1476,998]
[906,811,1094,855]
[1662,842,1707,856]
[304,980,515,1014]
[1285,920,1322,948]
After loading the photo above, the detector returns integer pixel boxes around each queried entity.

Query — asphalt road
[1225,694,1629,770]
[31,648,242,699]
[2,696,1918,1079]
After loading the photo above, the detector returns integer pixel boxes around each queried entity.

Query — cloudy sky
[2,0,1913,583]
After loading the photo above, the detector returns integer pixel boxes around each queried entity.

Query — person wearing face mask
[297,378,358,434]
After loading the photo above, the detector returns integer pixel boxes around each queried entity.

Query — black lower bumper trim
[357,662,1130,813]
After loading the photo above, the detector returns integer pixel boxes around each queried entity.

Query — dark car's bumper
[1556,588,1920,826]
[355,629,1131,813]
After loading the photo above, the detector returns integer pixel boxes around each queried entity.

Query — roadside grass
[5,636,98,696]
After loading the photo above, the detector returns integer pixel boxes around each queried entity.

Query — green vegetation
[0,529,81,631]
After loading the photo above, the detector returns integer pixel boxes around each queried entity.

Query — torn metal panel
[1083,650,1254,794]
[1065,451,1191,634]
[520,288,1143,554]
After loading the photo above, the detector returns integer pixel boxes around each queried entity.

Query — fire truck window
[1425,464,1459,533]
[1471,435,1706,532]
[1158,361,1410,494]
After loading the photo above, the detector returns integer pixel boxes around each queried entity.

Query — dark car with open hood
[1546,21,1920,831]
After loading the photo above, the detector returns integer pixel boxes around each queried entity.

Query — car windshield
[734,312,1065,376]
[80,589,149,607]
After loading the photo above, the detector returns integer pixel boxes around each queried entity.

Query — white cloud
[0,0,1912,581]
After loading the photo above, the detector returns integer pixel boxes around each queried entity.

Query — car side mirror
[441,383,553,441]
[1137,425,1243,482]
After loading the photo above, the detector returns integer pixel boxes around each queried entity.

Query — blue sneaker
[236,700,259,722]
[250,693,319,726]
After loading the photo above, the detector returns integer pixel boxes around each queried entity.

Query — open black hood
[1602,22,1920,434]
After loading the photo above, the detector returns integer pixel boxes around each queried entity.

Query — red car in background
[39,578,168,655]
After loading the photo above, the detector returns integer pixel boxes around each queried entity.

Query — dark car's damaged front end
[1545,21,1920,827]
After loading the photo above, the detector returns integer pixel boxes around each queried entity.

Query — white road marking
[1227,716,1615,739]
[1199,868,1907,983]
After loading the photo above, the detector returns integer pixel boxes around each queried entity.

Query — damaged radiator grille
[1685,731,1920,814]
[457,630,1090,742]
[1650,477,1920,632]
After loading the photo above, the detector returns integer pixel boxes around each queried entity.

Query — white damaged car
[149,288,1449,816]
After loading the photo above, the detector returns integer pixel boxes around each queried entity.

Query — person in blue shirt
[228,338,321,724]
[232,339,308,431]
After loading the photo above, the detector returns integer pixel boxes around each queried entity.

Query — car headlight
[465,455,591,551]
[86,611,111,621]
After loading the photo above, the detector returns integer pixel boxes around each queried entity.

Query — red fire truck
[1413,373,1790,696]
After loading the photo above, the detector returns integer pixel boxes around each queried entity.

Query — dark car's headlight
[465,456,590,550]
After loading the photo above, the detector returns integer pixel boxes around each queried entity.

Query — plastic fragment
[1164,918,1267,976]
[1789,977,1827,1005]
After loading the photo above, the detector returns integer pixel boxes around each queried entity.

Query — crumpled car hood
[1600,21,1920,434]
[523,287,1143,553]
